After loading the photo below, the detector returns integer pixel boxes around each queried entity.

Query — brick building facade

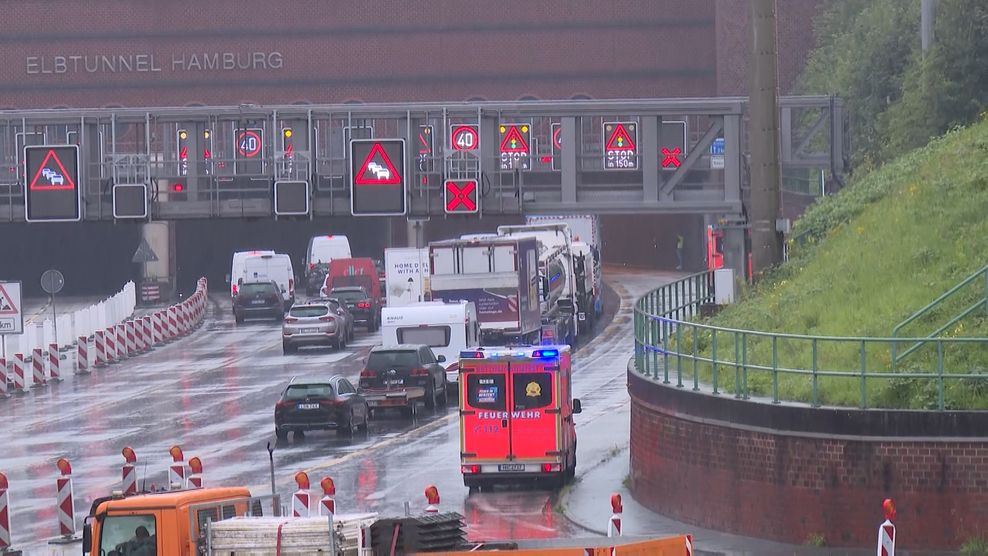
[0,1,823,109]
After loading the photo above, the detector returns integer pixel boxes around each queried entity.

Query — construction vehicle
[428,236,542,345]
[496,223,597,345]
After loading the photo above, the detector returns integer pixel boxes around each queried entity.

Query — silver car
[282,302,350,354]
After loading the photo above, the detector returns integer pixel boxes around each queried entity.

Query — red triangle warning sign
[29,149,76,191]
[605,124,637,151]
[355,143,402,186]
[499,126,530,153]
[0,285,19,316]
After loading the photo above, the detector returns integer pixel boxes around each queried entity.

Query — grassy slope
[702,119,988,409]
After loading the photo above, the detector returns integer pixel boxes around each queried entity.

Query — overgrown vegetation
[800,0,988,166]
[961,536,988,556]
[686,118,988,409]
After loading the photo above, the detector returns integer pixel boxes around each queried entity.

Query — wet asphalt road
[1,267,677,551]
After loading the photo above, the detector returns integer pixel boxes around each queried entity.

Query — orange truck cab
[458,345,581,490]
[82,487,254,556]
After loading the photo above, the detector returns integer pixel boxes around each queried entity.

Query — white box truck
[383,247,430,307]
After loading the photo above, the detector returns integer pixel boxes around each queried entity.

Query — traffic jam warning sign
[603,122,638,170]
[0,281,23,335]
[444,179,479,214]
[24,145,81,222]
[498,124,531,170]
[349,139,406,216]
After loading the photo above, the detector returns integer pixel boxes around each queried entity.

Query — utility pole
[748,0,783,276]
[921,0,937,52]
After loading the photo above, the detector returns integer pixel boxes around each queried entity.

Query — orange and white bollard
[0,472,11,551]
[292,472,311,517]
[142,316,153,352]
[168,445,186,490]
[32,347,46,387]
[188,457,203,489]
[607,493,623,537]
[77,336,90,374]
[319,477,336,516]
[49,342,61,381]
[121,446,138,495]
[11,353,26,393]
[55,458,75,538]
[685,534,694,555]
[424,485,440,513]
[878,498,896,556]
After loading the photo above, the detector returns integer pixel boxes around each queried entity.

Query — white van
[305,235,352,295]
[240,253,296,309]
[230,250,276,297]
[381,301,479,389]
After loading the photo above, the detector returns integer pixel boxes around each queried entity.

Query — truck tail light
[541,463,560,473]
[461,465,480,474]
[360,370,376,379]
[410,368,429,377]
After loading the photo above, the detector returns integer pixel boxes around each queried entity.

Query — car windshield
[367,350,419,369]
[289,306,328,318]
[332,289,368,301]
[284,384,334,400]
[240,283,274,296]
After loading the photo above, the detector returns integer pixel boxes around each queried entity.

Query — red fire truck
[458,345,581,491]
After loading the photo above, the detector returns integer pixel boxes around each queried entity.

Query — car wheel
[275,427,288,441]
[293,430,305,441]
[360,405,370,430]
[438,375,449,406]
[235,314,244,324]
[340,410,355,436]
[424,384,436,409]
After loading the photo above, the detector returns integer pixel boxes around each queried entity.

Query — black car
[305,263,329,297]
[331,286,380,332]
[359,344,448,410]
[274,376,369,439]
[233,281,284,323]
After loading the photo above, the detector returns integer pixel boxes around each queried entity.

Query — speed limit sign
[450,125,479,152]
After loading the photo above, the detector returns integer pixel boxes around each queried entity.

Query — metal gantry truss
[0,96,846,222]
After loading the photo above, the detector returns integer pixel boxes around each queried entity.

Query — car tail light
[541,463,560,473]
[319,399,345,407]
[359,370,376,379]
[461,465,480,474]
[275,399,293,409]
[318,315,334,322]
[285,317,299,324]
[357,301,370,309]
[410,368,429,377]
[232,284,238,296]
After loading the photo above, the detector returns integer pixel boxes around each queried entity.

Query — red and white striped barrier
[424,485,440,514]
[121,446,138,496]
[319,477,336,516]
[0,472,11,551]
[0,357,7,396]
[125,320,137,356]
[188,457,203,489]
[168,445,186,490]
[94,329,107,367]
[32,347,46,388]
[11,353,26,392]
[167,307,179,340]
[115,324,127,360]
[49,342,61,381]
[607,493,623,537]
[293,472,311,517]
[55,458,75,538]
[685,534,694,555]
[77,336,90,374]
[878,498,896,556]
[141,316,152,352]
[152,312,164,345]
[103,327,117,363]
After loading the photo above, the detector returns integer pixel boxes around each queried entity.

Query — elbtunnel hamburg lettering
[25,52,284,74]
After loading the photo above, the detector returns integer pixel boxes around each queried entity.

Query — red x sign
[445,180,478,213]
[661,147,682,168]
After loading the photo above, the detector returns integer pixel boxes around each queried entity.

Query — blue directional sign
[710,137,725,155]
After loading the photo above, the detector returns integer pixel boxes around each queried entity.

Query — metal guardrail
[891,263,988,368]
[633,271,988,410]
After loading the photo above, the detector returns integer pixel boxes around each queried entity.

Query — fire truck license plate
[498,464,525,472]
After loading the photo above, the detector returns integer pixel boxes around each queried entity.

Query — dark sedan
[233,281,284,324]
[274,376,369,440]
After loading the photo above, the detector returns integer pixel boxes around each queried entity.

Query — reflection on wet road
[0,267,678,549]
